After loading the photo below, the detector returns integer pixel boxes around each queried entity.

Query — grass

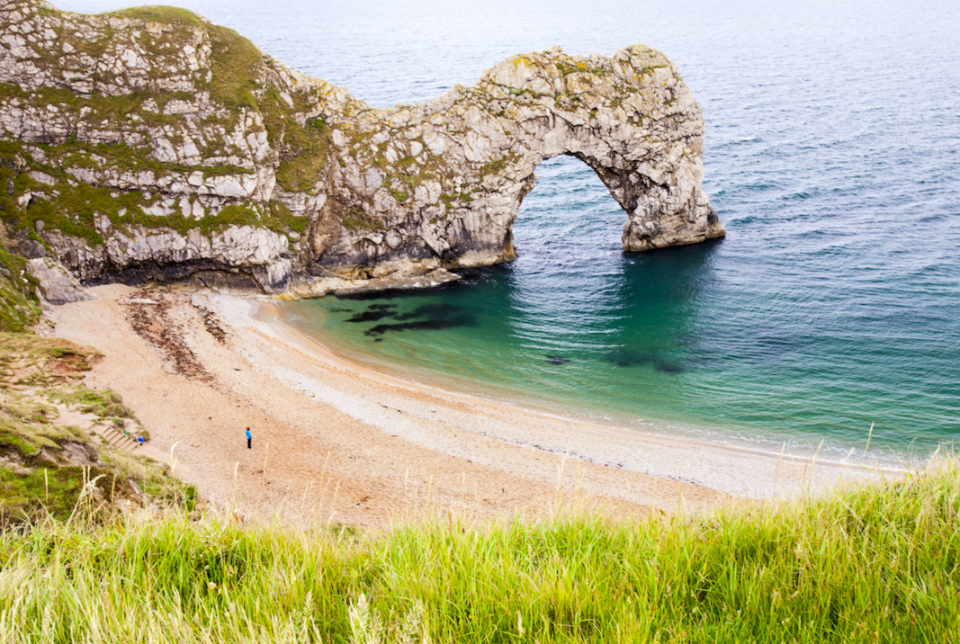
[0,460,956,643]
[0,396,77,459]
[202,23,267,113]
[0,11,956,638]
[105,5,207,29]
[0,465,126,524]
[41,384,135,426]
[0,279,179,525]
[0,374,182,524]
[0,337,97,394]
[0,332,98,389]
[0,249,41,334]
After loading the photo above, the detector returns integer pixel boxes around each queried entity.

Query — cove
[128,0,960,464]
[282,155,960,463]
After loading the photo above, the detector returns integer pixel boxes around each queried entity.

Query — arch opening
[506,154,627,263]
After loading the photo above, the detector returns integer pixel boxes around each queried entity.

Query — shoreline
[276,298,914,475]
[263,297,907,487]
[45,284,899,527]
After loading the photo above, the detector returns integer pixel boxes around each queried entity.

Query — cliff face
[0,0,723,297]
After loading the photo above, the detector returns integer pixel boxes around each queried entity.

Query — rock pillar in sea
[0,0,723,295]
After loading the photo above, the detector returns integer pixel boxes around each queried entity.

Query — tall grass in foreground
[0,462,958,643]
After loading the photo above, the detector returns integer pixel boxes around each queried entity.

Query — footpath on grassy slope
[0,243,192,526]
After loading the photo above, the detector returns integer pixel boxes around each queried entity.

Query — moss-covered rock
[0,245,41,330]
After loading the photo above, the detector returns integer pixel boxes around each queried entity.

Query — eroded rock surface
[25,255,93,304]
[0,0,723,296]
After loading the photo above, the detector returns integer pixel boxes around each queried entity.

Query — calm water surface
[61,0,960,460]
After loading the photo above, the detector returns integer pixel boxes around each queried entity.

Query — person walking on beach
[245,427,252,449]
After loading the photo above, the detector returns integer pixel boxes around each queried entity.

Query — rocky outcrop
[0,0,723,296]
[25,255,93,304]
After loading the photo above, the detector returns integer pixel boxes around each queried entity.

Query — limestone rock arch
[310,45,724,279]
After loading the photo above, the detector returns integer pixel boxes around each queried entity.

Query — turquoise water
[284,153,960,460]
[61,0,960,459]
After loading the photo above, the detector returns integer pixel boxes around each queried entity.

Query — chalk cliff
[0,0,723,297]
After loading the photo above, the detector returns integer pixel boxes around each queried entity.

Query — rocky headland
[0,0,723,299]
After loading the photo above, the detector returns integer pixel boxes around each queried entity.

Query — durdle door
[0,0,724,300]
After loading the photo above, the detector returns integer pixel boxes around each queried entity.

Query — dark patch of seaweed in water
[604,351,686,374]
[333,272,486,338]
[342,302,477,337]
[346,304,398,323]
[364,313,476,336]
[603,351,657,368]
[394,303,463,321]
[654,361,685,374]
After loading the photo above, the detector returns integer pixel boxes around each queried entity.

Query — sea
[59,0,960,462]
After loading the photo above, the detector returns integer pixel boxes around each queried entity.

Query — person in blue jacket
[245,427,252,449]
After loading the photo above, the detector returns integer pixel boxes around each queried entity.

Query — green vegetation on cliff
[0,136,310,249]
[0,0,332,252]
[0,326,192,525]
[0,242,192,525]
[0,247,40,333]
[104,5,206,29]
[256,83,335,194]
[0,462,956,643]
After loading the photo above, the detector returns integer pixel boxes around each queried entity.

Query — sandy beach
[42,284,894,528]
